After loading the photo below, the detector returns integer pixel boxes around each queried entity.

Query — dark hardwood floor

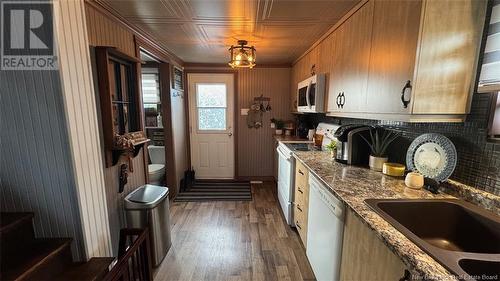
[154,182,315,281]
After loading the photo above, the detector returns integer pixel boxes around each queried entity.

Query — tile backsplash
[302,93,500,196]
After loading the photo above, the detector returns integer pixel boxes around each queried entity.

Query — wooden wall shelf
[94,46,145,167]
[111,139,150,166]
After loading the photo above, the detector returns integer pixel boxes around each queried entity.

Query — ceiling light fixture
[228,40,256,68]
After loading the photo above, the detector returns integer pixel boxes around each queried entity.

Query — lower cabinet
[294,160,309,247]
[340,207,410,281]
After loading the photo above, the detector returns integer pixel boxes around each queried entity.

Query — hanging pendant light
[228,40,256,68]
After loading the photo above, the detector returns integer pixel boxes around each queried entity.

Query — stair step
[0,212,34,234]
[1,213,36,259]
[1,238,72,281]
[53,257,115,281]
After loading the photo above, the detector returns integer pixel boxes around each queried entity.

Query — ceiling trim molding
[292,0,368,65]
[184,62,291,69]
[85,0,184,66]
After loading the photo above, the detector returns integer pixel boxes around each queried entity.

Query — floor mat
[174,180,252,202]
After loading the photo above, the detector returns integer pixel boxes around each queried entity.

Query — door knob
[228,132,233,137]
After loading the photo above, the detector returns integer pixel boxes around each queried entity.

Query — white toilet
[148,145,165,185]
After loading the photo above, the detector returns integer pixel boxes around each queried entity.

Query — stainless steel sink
[365,199,500,280]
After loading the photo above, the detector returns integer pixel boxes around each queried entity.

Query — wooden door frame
[134,37,177,196]
[185,70,239,179]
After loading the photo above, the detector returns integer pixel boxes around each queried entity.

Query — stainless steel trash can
[124,184,171,267]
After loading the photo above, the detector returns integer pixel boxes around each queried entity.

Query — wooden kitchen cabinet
[340,208,410,281]
[327,0,374,114]
[294,160,310,247]
[294,0,487,122]
[365,0,422,115]
[365,0,487,119]
[411,0,486,115]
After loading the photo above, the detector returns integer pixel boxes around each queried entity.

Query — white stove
[276,142,295,225]
[275,122,340,225]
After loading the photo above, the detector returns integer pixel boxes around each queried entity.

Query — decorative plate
[406,133,457,182]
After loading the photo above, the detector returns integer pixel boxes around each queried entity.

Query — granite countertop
[273,135,312,143]
[288,146,499,281]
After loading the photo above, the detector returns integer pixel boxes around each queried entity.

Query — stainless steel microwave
[297,74,326,113]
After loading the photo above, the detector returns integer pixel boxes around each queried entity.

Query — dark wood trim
[105,228,152,281]
[159,63,178,198]
[184,70,239,179]
[135,38,178,196]
[134,38,149,184]
[184,63,291,69]
[95,47,113,166]
[85,0,184,66]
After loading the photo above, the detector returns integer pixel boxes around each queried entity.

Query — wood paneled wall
[85,3,135,57]
[0,63,87,261]
[0,0,117,261]
[237,68,292,178]
[54,0,113,259]
[170,90,188,193]
[85,2,146,255]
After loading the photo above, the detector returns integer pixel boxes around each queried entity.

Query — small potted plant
[326,140,337,158]
[360,126,400,171]
[271,118,285,135]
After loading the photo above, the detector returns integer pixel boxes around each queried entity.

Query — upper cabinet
[366,0,422,115]
[293,0,488,122]
[411,0,486,116]
[328,0,374,113]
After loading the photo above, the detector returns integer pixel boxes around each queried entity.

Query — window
[142,68,162,128]
[478,1,500,91]
[196,84,227,131]
[142,68,160,104]
[173,66,184,91]
[109,57,139,135]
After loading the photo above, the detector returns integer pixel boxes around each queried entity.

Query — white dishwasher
[307,174,345,281]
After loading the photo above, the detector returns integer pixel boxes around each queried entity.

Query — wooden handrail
[103,228,153,281]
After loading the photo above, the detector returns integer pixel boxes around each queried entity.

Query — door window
[196,84,227,131]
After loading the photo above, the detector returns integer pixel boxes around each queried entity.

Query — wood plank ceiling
[98,0,360,64]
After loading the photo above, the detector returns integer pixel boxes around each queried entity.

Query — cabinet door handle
[297,205,303,212]
[341,92,346,108]
[296,222,302,229]
[336,93,341,108]
[398,270,411,281]
[401,80,412,108]
[298,169,304,175]
[297,186,304,194]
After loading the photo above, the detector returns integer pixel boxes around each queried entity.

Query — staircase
[0,212,115,281]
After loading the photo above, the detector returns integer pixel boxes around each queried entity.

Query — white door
[188,73,235,179]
